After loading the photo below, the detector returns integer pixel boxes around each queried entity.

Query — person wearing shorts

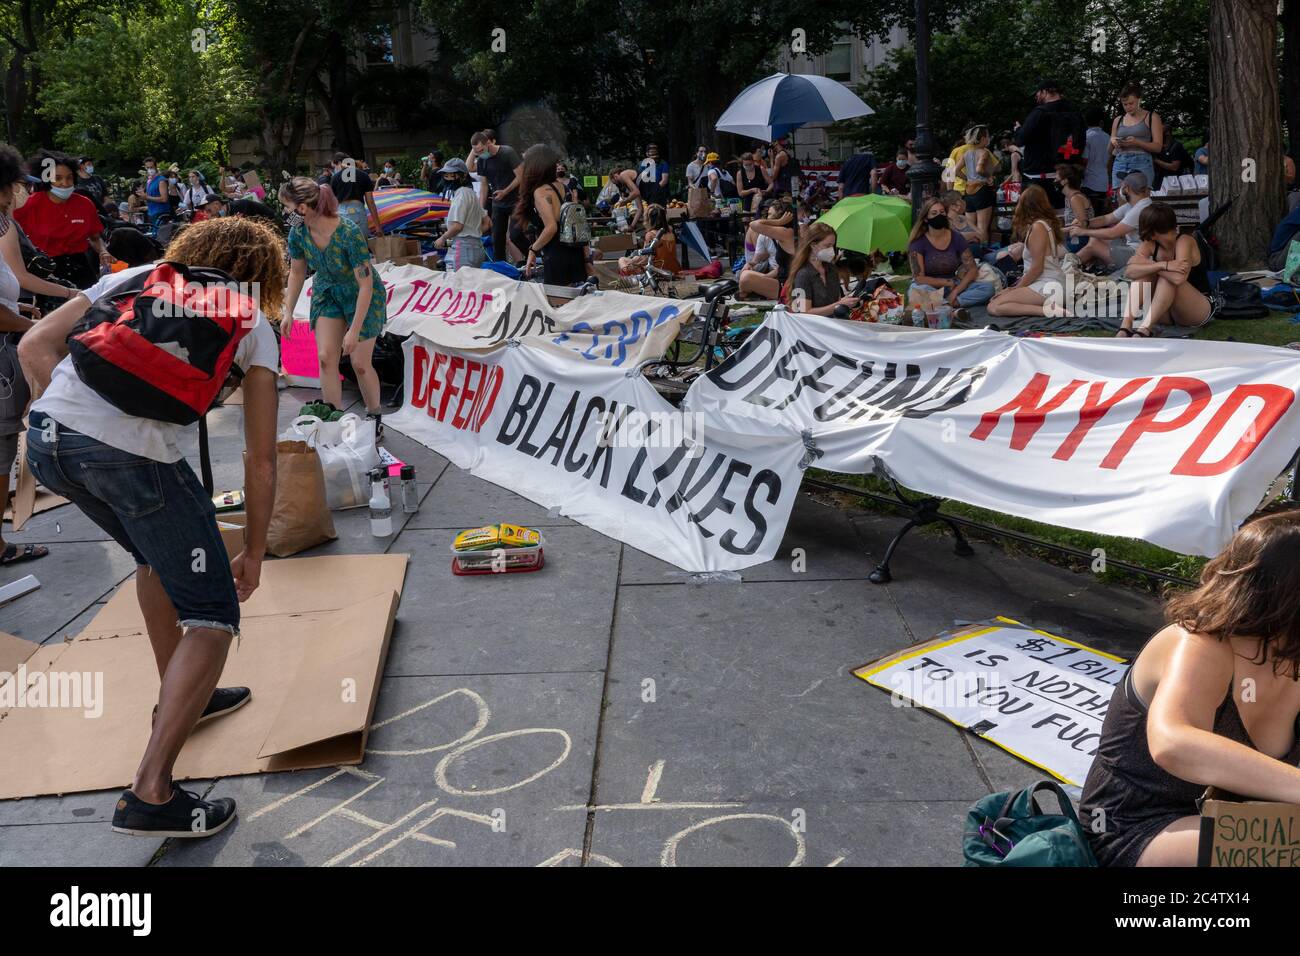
[281,176,387,427]
[16,215,286,839]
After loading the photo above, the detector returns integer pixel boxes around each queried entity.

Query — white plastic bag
[279,414,379,510]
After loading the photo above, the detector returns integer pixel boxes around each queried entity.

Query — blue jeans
[909,281,996,308]
[339,200,370,236]
[25,412,240,633]
[1111,152,1155,191]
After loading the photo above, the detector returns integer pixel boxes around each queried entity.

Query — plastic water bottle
[911,308,925,327]
[369,469,392,537]
[400,465,419,514]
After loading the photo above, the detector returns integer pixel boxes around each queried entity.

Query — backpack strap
[1023,780,1081,823]
[198,414,214,497]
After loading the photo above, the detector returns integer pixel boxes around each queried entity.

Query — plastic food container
[450,531,545,574]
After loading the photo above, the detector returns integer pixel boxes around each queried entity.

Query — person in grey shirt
[1081,106,1112,211]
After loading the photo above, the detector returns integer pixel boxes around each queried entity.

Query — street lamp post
[907,0,942,219]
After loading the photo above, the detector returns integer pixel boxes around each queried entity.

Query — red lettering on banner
[394,279,426,314]
[422,353,449,418]
[1053,378,1151,461]
[1173,384,1295,477]
[969,373,1088,450]
[1100,376,1210,470]
[411,346,431,408]
[436,355,465,421]
[452,361,481,428]
[474,366,504,432]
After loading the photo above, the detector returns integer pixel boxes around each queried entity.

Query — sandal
[1115,327,1134,337]
[1,543,49,566]
[1132,327,1153,338]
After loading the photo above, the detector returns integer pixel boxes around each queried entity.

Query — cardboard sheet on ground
[4,489,68,526]
[0,553,407,800]
[853,618,1129,786]
[4,433,68,530]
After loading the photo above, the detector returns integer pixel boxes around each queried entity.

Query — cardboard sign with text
[1199,788,1300,867]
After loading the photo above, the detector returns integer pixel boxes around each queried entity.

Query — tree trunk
[1208,0,1285,268]
[1284,0,1300,154]
[4,50,25,144]
[317,31,366,161]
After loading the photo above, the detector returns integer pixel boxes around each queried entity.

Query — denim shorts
[25,411,240,634]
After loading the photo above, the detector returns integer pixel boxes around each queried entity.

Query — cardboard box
[666,207,687,221]
[369,236,420,262]
[0,553,408,800]
[1199,787,1300,867]
[217,511,247,560]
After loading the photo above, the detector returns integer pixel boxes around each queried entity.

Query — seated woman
[1081,511,1300,866]
[907,197,994,311]
[1116,201,1213,338]
[941,191,983,254]
[987,185,1067,318]
[617,204,681,275]
[737,206,796,300]
[1057,163,1094,255]
[780,223,859,317]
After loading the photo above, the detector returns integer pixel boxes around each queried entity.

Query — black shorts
[964,184,995,212]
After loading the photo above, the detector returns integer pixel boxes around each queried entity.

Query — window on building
[825,38,852,82]
[826,135,856,163]
[362,23,395,67]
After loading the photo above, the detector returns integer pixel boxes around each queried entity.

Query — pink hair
[278,176,339,217]
[314,182,339,217]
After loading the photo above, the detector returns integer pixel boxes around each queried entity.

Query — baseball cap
[705,152,720,163]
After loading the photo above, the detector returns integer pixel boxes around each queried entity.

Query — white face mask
[815,246,836,263]
[84,165,94,175]
[50,185,75,200]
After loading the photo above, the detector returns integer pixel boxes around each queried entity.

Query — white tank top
[1023,219,1066,286]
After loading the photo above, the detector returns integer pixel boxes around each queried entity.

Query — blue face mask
[50,185,75,200]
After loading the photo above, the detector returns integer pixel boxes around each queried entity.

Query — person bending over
[17,215,284,839]
[1067,171,1152,272]
[1081,512,1300,866]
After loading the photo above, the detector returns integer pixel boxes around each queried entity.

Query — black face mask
[928,214,950,231]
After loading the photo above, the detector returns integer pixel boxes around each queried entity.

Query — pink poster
[280,320,321,386]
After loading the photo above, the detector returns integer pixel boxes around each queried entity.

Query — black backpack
[1215,279,1271,320]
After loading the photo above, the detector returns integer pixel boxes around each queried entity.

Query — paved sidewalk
[0,387,1162,866]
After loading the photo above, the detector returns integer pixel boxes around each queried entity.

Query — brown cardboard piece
[4,433,67,531]
[0,553,407,800]
[1199,787,1300,867]
[4,489,68,526]
[216,511,247,561]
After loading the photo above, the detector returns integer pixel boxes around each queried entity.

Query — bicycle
[640,278,742,403]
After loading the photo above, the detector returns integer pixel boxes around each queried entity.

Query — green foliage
[844,0,1212,158]
[32,0,251,173]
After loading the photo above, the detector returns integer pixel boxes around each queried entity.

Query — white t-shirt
[1113,197,1153,246]
[445,185,484,236]
[32,264,280,464]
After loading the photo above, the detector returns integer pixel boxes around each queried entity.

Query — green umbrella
[816,195,913,255]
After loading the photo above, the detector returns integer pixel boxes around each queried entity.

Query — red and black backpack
[68,261,256,425]
[67,261,258,493]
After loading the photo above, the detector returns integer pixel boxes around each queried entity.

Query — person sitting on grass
[986,185,1067,319]
[1067,171,1152,273]
[1116,201,1213,338]
[781,222,859,317]
[906,196,993,313]
[1081,511,1300,867]
[737,205,796,300]
[617,204,681,276]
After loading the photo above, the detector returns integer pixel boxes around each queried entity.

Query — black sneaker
[199,686,251,725]
[112,785,236,838]
[367,412,384,444]
[152,686,251,728]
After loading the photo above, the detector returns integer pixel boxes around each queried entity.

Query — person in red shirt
[14,150,110,289]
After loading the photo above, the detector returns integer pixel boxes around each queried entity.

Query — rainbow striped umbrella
[370,186,450,233]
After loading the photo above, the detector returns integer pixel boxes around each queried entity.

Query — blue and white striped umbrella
[715,72,874,142]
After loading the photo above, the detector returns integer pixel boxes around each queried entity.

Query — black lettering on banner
[773,351,858,410]
[742,340,828,408]
[688,460,751,537]
[706,325,782,391]
[620,418,663,505]
[667,449,726,514]
[645,442,697,508]
[900,366,988,418]
[516,381,556,456]
[815,363,876,421]
[846,363,921,421]
[565,396,607,473]
[536,390,580,466]
[495,374,541,445]
[584,403,626,487]
[474,300,513,342]
[722,469,780,555]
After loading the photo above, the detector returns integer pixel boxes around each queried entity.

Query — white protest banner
[685,309,1300,556]
[387,335,808,571]
[295,263,690,367]
[854,619,1129,785]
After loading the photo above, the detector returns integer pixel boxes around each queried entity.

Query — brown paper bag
[266,440,337,557]
[687,186,713,219]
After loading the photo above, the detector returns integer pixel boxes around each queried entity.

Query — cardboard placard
[1199,788,1300,867]
[0,553,407,800]
[280,319,322,387]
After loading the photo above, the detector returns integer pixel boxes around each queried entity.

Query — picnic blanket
[956,306,1197,338]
